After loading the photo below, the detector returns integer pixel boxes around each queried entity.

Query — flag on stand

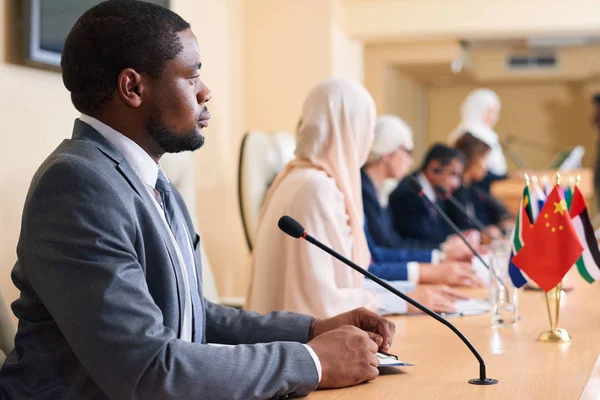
[530,177,546,219]
[511,185,583,292]
[565,186,573,209]
[569,186,600,283]
[508,186,533,288]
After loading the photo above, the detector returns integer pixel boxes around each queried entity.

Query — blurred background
[2,0,600,308]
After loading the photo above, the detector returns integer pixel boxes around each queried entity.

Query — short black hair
[61,0,191,115]
[420,143,465,171]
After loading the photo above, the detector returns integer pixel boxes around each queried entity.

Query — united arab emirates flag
[569,186,600,283]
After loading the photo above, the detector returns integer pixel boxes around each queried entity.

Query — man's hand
[407,285,467,314]
[441,233,480,262]
[487,225,503,239]
[309,307,395,351]
[307,325,379,389]
[420,262,485,287]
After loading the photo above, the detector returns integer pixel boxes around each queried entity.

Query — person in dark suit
[453,133,512,237]
[0,2,395,399]
[388,144,470,245]
[362,116,482,289]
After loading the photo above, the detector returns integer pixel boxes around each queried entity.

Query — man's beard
[147,109,205,153]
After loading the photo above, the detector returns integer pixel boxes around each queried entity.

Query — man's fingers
[441,287,468,300]
[366,366,380,381]
[369,352,380,368]
[366,332,383,349]
[434,300,457,314]
[356,308,394,350]
[384,320,395,349]
[376,320,394,350]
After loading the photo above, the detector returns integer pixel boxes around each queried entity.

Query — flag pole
[544,293,554,330]
[538,172,571,343]
[554,282,561,329]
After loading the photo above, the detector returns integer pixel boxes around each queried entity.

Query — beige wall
[427,82,597,172]
[382,69,427,161]
[0,2,79,309]
[173,0,250,299]
[244,0,364,133]
[0,1,248,309]
[343,0,600,42]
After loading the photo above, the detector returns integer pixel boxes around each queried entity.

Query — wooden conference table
[308,277,600,399]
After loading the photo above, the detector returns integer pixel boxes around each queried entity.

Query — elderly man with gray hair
[361,115,483,290]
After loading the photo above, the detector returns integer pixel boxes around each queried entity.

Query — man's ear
[116,68,145,108]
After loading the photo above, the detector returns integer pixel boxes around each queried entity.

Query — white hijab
[449,89,507,176]
[263,78,374,265]
[247,78,378,317]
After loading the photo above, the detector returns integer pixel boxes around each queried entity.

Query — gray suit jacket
[0,120,319,399]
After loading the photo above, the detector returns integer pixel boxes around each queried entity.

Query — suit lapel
[71,119,187,334]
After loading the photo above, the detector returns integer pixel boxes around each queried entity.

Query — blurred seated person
[453,133,513,238]
[247,79,463,318]
[361,115,483,287]
[388,144,469,245]
[448,89,507,193]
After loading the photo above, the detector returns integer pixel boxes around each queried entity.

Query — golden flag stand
[537,172,571,343]
[537,281,571,342]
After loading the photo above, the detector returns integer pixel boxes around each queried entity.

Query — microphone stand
[435,186,496,242]
[407,177,509,297]
[285,223,497,385]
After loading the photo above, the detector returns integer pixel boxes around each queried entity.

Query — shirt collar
[417,172,437,203]
[79,114,161,189]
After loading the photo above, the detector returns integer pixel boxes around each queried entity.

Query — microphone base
[469,378,498,385]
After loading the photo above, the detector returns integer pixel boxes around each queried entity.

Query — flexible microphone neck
[500,138,529,169]
[472,185,516,220]
[277,215,497,386]
[435,186,496,241]
[407,178,509,293]
[408,178,489,270]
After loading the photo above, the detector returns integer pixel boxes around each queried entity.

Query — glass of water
[489,240,518,328]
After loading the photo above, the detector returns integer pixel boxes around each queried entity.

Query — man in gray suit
[0,1,396,399]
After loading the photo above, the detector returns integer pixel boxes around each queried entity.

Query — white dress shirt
[80,114,196,342]
[417,172,437,203]
[79,114,322,380]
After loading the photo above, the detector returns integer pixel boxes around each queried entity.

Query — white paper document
[376,352,414,367]
[441,298,490,318]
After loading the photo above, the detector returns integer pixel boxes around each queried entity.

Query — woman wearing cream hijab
[247,79,459,318]
[448,89,507,177]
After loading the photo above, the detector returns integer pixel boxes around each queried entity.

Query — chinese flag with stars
[512,185,583,292]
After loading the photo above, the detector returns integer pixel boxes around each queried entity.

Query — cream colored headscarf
[448,88,507,176]
[259,78,375,268]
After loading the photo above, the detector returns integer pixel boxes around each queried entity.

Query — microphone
[500,138,529,169]
[278,215,497,386]
[471,185,516,221]
[407,177,508,293]
[407,177,491,271]
[433,185,497,242]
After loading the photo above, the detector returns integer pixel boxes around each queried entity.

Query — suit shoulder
[390,177,417,199]
[25,141,124,213]
[33,140,115,184]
